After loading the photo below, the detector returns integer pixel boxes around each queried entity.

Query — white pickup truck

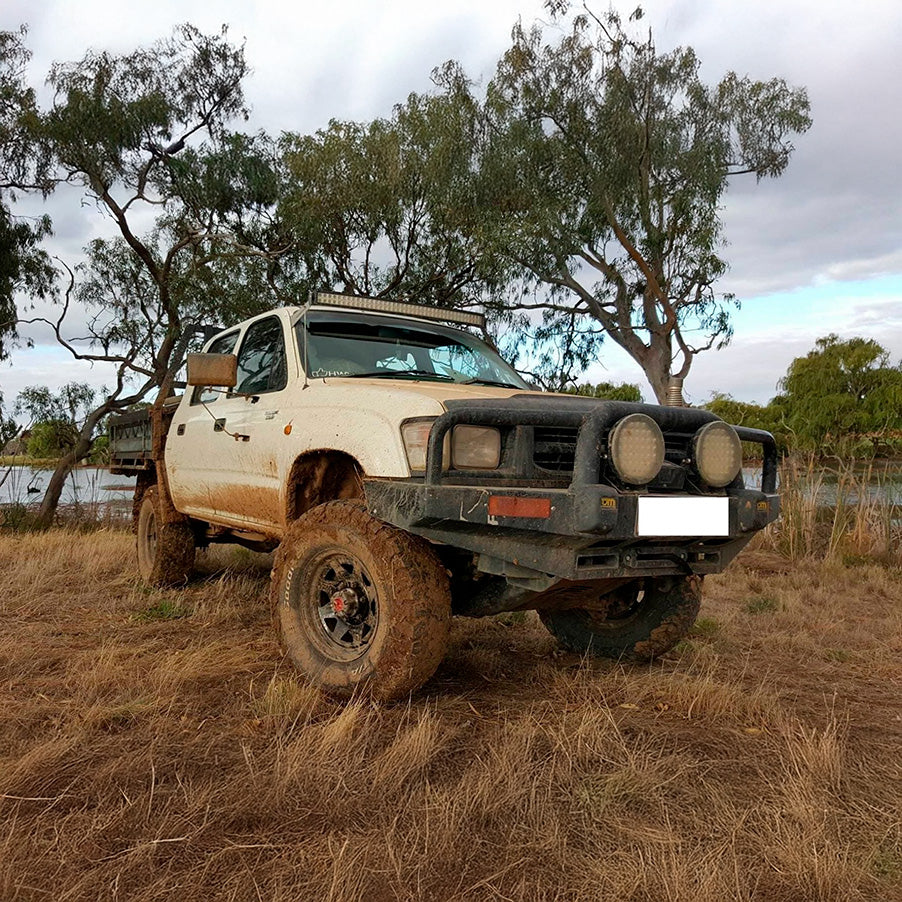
[110,292,780,700]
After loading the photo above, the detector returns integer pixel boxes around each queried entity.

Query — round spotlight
[694,421,743,487]
[609,414,665,485]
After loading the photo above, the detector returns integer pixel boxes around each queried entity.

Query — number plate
[637,496,729,537]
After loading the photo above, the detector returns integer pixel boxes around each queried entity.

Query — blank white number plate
[637,496,729,537]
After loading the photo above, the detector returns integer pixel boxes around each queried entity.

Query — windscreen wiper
[343,369,455,380]
[462,378,521,388]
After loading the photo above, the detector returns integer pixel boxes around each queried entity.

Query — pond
[0,465,137,508]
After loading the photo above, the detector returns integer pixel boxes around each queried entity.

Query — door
[168,315,292,531]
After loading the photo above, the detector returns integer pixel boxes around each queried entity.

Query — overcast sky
[2,0,901,405]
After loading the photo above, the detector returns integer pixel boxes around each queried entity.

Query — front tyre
[136,486,196,587]
[540,576,702,661]
[271,501,451,701]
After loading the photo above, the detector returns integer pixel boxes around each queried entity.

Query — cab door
[167,314,292,531]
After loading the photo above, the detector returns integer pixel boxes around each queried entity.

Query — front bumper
[366,478,779,582]
[365,398,780,583]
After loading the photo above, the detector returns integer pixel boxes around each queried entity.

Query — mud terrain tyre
[136,486,196,587]
[540,576,702,661]
[271,501,451,701]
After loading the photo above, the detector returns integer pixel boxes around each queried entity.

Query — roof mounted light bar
[312,291,486,329]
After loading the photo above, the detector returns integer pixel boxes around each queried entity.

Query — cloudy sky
[2,0,901,405]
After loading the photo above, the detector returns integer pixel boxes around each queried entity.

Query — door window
[234,317,288,395]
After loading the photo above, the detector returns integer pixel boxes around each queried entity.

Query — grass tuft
[744,595,780,614]
[132,598,193,622]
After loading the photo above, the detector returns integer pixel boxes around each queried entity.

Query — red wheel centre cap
[332,594,345,613]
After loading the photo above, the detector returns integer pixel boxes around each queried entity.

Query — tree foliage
[278,86,511,309]
[15,383,95,459]
[444,4,811,401]
[702,337,902,458]
[0,391,19,449]
[564,380,643,401]
[0,27,56,360]
[777,335,902,455]
[702,392,790,454]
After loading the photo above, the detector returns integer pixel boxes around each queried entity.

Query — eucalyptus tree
[22,26,284,525]
[15,382,96,458]
[455,4,812,402]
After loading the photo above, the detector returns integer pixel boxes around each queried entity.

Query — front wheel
[136,486,196,587]
[540,576,702,661]
[271,501,451,701]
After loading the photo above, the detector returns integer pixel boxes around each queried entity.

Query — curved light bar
[313,291,485,328]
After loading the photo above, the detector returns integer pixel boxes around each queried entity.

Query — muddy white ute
[110,292,780,699]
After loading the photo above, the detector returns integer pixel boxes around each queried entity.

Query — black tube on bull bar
[425,401,779,493]
[734,426,778,494]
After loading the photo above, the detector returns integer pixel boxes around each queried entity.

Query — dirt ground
[1,530,900,901]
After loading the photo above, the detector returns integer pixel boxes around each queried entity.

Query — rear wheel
[271,501,450,700]
[540,576,702,661]
[136,486,196,587]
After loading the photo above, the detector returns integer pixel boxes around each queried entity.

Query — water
[0,465,137,507]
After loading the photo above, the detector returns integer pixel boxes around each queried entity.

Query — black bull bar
[364,399,780,584]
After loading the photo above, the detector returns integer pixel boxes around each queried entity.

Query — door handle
[214,418,226,432]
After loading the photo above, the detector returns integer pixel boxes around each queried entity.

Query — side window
[234,317,288,395]
[191,331,239,405]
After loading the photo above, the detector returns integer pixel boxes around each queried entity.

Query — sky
[2,0,901,406]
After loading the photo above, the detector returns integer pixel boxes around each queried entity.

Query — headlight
[609,414,665,485]
[401,419,449,473]
[452,425,501,470]
[693,421,742,487]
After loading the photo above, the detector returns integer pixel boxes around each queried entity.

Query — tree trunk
[31,325,198,529]
[34,446,86,528]
[647,371,670,406]
[637,345,671,405]
[33,408,108,529]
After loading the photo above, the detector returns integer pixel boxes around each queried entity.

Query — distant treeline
[705,334,902,457]
[569,334,902,459]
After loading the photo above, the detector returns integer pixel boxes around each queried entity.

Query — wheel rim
[302,549,379,659]
[582,581,649,632]
[604,583,646,621]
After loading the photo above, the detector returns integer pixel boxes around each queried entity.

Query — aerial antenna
[302,289,312,390]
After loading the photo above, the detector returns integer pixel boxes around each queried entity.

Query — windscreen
[296,315,529,388]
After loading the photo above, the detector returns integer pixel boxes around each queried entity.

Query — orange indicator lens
[488,496,552,519]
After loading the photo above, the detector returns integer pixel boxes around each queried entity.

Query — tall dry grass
[757,456,902,564]
[0,529,900,900]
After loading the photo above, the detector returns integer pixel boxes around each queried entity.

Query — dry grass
[1,529,901,901]
[758,457,902,564]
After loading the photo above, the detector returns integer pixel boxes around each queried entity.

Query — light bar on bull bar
[313,291,486,329]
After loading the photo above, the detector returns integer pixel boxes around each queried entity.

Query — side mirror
[187,353,237,388]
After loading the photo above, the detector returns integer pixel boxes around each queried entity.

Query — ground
[1,530,900,901]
